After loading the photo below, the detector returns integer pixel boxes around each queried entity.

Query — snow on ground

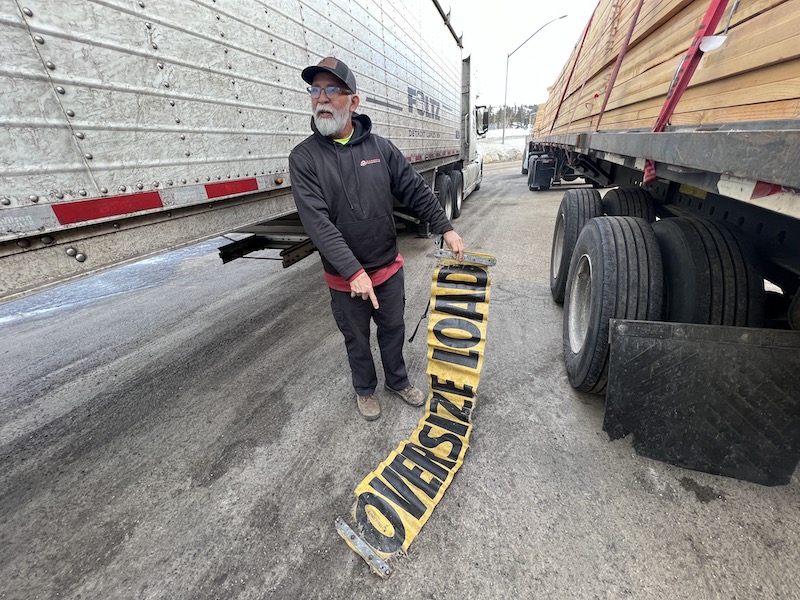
[477,127,528,164]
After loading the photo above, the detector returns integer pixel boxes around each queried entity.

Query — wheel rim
[444,189,453,220]
[568,253,592,354]
[551,213,565,281]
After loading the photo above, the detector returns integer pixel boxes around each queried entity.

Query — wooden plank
[604,0,800,111]
[569,0,787,99]
[535,0,799,136]
[595,1,796,105]
[548,10,800,132]
[565,60,800,131]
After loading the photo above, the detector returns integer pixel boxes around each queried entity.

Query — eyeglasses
[307,85,352,99]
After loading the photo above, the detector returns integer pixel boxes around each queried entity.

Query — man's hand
[350,272,379,309]
[442,230,465,261]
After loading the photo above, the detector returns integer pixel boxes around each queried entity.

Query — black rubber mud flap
[528,157,554,191]
[604,319,800,486]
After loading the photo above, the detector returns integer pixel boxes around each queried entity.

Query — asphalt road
[1,162,798,599]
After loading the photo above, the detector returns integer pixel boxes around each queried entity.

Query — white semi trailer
[0,0,487,301]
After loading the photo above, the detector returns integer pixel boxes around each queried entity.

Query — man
[289,57,465,421]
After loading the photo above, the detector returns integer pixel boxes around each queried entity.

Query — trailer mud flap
[336,253,495,577]
[604,319,800,486]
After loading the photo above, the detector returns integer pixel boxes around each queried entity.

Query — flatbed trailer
[527,0,800,485]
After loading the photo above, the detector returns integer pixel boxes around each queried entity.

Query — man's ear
[350,94,360,113]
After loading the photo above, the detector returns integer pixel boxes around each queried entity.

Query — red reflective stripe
[52,191,163,225]
[752,181,782,199]
[204,178,258,199]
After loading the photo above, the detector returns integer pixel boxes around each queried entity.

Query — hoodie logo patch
[360,158,381,167]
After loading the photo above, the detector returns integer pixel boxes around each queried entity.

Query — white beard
[313,96,352,137]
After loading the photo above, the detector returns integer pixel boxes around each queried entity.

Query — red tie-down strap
[644,0,730,183]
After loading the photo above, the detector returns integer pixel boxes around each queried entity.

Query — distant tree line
[485,104,538,130]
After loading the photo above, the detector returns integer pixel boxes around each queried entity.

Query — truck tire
[526,156,536,189]
[450,171,464,219]
[563,216,664,394]
[652,217,765,326]
[550,189,603,303]
[436,172,454,221]
[521,145,529,175]
[602,188,656,222]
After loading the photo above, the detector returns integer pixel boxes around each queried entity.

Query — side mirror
[475,105,489,136]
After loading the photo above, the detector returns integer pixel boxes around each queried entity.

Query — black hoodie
[289,113,453,281]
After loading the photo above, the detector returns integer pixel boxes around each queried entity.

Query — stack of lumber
[534,0,800,137]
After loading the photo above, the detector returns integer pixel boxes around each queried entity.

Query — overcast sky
[448,0,600,107]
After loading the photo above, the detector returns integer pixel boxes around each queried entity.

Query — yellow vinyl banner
[336,254,494,577]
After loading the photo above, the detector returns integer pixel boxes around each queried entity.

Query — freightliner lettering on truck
[0,0,487,301]
[525,0,800,485]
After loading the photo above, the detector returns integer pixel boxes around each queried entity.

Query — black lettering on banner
[434,293,486,321]
[425,413,468,437]
[430,391,473,423]
[371,471,426,519]
[401,442,456,479]
[436,265,488,290]
[355,491,406,553]
[432,347,479,369]
[419,425,463,461]
[387,455,443,499]
[431,375,475,399]
[339,259,492,574]
[433,317,482,349]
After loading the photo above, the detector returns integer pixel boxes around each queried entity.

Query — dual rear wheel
[550,187,764,394]
[435,171,464,221]
[563,216,664,393]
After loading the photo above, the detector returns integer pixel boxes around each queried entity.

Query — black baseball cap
[302,57,357,93]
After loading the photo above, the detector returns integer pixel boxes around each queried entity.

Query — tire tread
[563,216,663,394]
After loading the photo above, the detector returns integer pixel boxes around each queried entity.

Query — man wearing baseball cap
[289,57,465,421]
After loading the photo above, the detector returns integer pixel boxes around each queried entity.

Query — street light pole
[503,14,567,144]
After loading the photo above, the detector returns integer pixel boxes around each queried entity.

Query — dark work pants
[329,268,409,396]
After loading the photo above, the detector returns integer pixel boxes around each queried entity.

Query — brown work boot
[385,384,426,407]
[356,393,381,421]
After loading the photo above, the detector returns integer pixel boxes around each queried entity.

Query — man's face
[311,73,359,137]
